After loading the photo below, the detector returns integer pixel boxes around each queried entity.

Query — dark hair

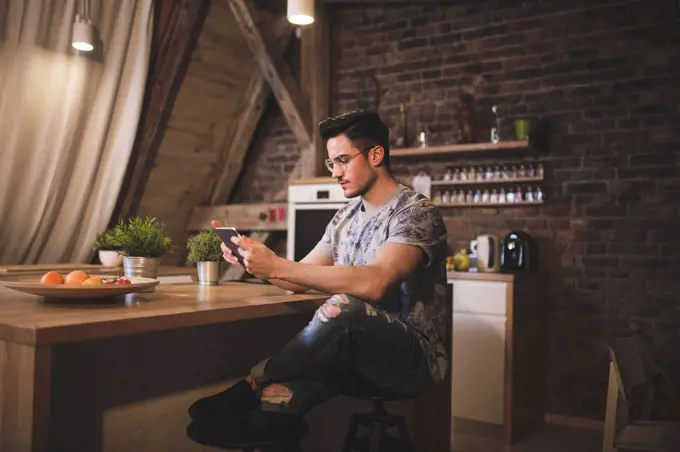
[318,110,391,170]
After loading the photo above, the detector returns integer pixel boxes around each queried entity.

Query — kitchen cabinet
[447,272,545,444]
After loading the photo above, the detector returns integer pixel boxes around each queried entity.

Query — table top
[0,280,327,346]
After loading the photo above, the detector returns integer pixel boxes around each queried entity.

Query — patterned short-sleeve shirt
[313,184,449,382]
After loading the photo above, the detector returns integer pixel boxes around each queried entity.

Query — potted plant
[186,230,223,286]
[93,229,123,267]
[112,216,173,287]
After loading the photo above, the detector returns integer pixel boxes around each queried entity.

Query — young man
[190,110,448,422]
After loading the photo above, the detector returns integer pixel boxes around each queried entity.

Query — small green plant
[186,230,223,264]
[112,216,173,258]
[92,229,121,251]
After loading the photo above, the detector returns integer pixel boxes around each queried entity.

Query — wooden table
[0,280,451,452]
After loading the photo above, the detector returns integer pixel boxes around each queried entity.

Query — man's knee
[316,294,369,323]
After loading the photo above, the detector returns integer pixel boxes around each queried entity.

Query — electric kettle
[476,234,501,273]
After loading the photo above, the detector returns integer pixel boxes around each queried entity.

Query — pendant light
[287,0,314,25]
[72,0,95,52]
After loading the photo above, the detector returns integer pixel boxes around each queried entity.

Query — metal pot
[123,256,160,292]
[197,261,221,286]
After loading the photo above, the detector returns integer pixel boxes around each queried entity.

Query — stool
[186,410,308,452]
[341,385,414,452]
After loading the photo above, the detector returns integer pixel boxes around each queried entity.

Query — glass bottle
[442,190,451,204]
[518,164,526,178]
[490,189,498,203]
[490,105,500,143]
[527,164,535,178]
[506,188,515,203]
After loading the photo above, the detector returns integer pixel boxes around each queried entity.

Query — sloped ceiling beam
[208,18,294,206]
[228,0,313,155]
[110,0,210,224]
[300,0,331,178]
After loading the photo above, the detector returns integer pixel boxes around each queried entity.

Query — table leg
[0,340,52,452]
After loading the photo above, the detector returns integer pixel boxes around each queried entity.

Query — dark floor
[452,423,603,452]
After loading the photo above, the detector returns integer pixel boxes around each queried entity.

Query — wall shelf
[431,176,543,186]
[434,200,544,208]
[391,140,530,158]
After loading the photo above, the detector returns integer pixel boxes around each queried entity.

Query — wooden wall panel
[135,2,283,265]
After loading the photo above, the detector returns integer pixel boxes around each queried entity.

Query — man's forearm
[270,258,384,301]
[267,278,310,293]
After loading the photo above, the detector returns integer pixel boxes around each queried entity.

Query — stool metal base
[342,400,412,452]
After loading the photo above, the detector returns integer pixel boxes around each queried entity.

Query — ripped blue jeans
[250,294,433,414]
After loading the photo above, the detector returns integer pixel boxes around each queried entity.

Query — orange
[82,276,103,285]
[40,271,64,285]
[65,270,89,285]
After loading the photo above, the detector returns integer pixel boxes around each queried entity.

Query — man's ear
[370,146,385,168]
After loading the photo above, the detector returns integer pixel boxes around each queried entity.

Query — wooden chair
[602,340,680,452]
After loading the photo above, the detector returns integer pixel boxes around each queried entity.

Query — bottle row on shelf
[439,163,544,183]
[434,185,544,205]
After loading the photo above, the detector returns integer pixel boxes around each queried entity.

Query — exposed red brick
[237,0,680,421]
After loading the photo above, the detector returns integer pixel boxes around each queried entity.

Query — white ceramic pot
[98,250,123,267]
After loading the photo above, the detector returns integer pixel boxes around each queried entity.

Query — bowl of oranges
[0,270,159,299]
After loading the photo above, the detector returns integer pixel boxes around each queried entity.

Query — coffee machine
[500,231,535,271]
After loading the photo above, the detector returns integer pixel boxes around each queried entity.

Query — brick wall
[237,0,680,420]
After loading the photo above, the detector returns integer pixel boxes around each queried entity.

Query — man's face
[326,134,377,198]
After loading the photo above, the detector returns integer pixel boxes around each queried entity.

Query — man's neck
[361,175,400,214]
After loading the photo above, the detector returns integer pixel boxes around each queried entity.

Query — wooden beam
[228,0,313,152]
[208,18,294,205]
[110,0,210,225]
[300,0,331,177]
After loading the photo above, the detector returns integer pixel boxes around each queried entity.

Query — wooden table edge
[2,295,328,347]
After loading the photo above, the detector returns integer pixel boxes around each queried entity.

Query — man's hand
[236,237,282,280]
[210,219,281,280]
[211,220,240,266]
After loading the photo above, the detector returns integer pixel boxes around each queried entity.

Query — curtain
[0,0,153,264]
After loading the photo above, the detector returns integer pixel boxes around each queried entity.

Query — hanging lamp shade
[72,14,94,51]
[287,0,314,25]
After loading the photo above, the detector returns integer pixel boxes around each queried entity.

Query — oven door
[287,202,345,261]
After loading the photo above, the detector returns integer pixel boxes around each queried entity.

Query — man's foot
[188,379,260,423]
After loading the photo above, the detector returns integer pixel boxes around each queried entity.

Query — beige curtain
[0,0,153,265]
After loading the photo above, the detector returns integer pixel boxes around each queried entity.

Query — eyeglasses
[324,146,375,173]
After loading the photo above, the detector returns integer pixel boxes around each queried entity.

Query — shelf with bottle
[432,185,544,208]
[433,163,544,186]
[390,139,530,158]
[435,200,544,208]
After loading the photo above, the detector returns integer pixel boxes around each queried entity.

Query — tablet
[214,227,245,267]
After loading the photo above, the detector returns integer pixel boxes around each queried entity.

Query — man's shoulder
[391,186,444,221]
[327,197,361,228]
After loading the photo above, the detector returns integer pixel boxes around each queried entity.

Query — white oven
[287,179,348,261]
